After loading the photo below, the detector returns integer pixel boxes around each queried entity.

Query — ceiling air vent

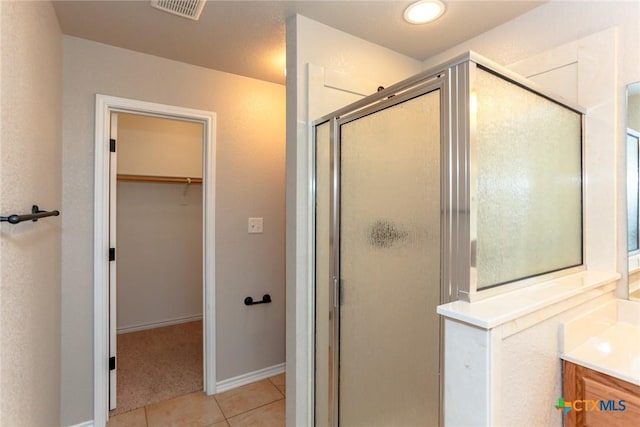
[150,0,206,21]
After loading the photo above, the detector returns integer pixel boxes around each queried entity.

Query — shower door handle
[333,278,344,307]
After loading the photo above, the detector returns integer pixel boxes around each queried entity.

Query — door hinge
[109,138,116,153]
[109,248,115,261]
[109,356,116,371]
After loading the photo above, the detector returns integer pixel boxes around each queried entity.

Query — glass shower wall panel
[339,90,441,426]
[314,121,331,426]
[474,68,583,289]
[628,132,639,252]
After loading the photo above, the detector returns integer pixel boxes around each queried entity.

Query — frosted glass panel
[339,90,441,426]
[628,133,639,252]
[474,68,583,289]
[314,121,331,426]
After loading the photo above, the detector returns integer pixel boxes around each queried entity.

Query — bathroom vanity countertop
[561,299,640,387]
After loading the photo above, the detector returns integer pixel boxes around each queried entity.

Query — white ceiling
[52,0,546,85]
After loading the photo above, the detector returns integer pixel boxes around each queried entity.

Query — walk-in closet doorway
[113,111,204,415]
[93,95,217,427]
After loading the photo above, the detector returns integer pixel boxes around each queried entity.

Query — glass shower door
[337,88,442,426]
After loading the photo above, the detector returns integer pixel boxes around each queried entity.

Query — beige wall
[61,36,286,425]
[0,1,62,425]
[118,113,203,178]
[116,181,203,331]
[422,1,639,82]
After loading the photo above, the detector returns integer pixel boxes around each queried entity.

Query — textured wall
[117,181,203,331]
[499,292,616,426]
[422,1,640,82]
[0,1,62,425]
[61,36,285,425]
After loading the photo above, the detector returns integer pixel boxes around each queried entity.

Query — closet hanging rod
[117,174,202,184]
[0,205,60,225]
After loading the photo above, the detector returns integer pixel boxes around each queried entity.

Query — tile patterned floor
[107,374,286,427]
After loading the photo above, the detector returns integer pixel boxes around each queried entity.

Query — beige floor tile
[146,391,225,427]
[227,399,285,427]
[107,408,147,427]
[206,421,230,427]
[268,373,285,396]
[214,379,284,418]
[268,373,285,387]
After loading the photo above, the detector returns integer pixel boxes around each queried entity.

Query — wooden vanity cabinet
[563,360,640,427]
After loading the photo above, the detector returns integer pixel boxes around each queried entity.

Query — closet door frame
[93,94,217,426]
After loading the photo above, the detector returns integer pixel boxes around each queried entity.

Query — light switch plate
[248,217,263,233]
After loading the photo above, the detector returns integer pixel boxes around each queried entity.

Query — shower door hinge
[109,248,115,261]
[109,138,116,153]
[109,356,116,371]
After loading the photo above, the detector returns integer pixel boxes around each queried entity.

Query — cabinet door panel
[563,360,640,427]
[583,377,640,427]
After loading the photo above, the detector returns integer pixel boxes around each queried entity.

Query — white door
[109,112,118,410]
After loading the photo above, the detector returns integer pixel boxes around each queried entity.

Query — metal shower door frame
[323,71,453,427]
[312,50,588,426]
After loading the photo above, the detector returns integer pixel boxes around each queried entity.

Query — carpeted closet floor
[111,320,203,416]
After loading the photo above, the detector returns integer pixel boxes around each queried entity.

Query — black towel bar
[0,205,60,225]
[244,294,272,306]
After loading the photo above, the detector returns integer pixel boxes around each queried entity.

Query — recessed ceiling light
[404,0,446,24]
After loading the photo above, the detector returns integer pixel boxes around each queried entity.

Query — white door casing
[109,112,118,410]
[94,95,217,426]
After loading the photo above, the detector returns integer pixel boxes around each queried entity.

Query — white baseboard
[117,314,202,334]
[215,362,285,394]
[67,421,93,427]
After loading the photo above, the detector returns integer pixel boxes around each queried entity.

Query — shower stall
[313,52,584,426]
